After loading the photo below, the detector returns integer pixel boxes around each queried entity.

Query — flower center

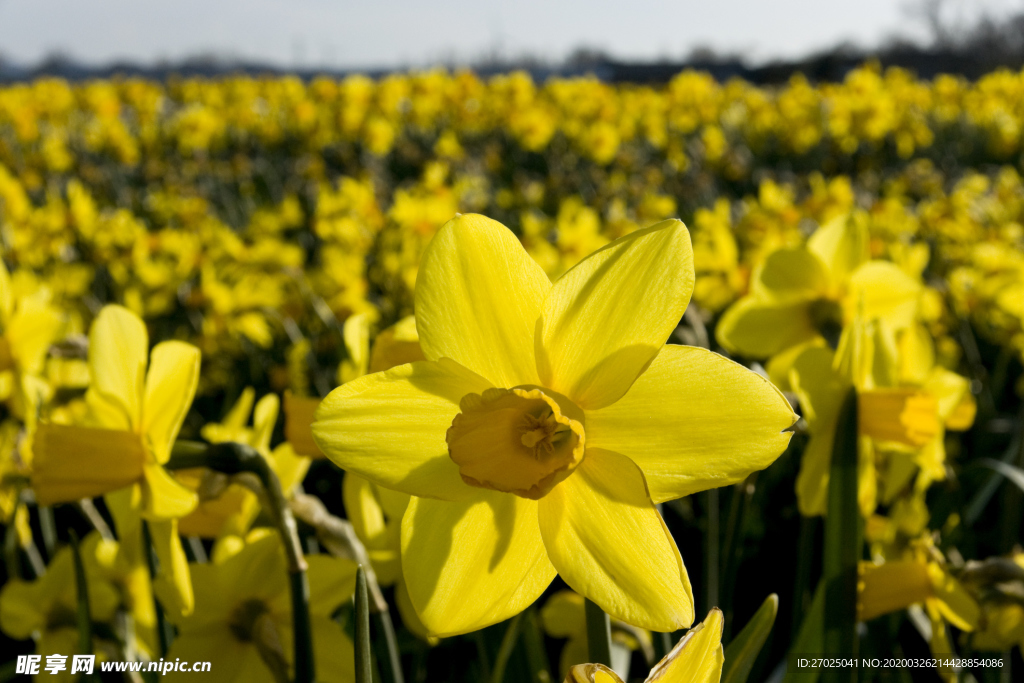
[228,598,272,642]
[858,389,940,447]
[446,386,585,500]
[809,297,844,347]
[228,598,289,681]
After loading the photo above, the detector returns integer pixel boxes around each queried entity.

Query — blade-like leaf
[786,582,825,683]
[722,594,778,683]
[976,457,1024,493]
[822,388,860,681]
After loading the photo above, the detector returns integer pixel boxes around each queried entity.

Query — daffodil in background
[716,211,921,388]
[31,305,201,615]
[178,388,309,539]
[164,529,356,683]
[789,314,975,517]
[0,260,62,419]
[0,532,121,682]
[858,534,979,680]
[540,590,652,680]
[314,213,796,635]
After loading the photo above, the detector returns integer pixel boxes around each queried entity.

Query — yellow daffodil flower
[789,316,973,517]
[564,608,722,683]
[90,533,160,657]
[32,305,201,615]
[165,529,356,683]
[717,212,921,386]
[960,552,1024,652]
[858,536,979,676]
[0,532,121,679]
[178,388,310,538]
[0,261,62,419]
[314,214,796,635]
[541,590,652,679]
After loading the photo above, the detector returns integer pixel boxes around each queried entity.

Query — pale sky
[0,0,1020,70]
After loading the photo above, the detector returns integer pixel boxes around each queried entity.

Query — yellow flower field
[1,63,1023,682]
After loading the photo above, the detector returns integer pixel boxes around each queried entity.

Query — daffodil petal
[752,248,830,301]
[415,213,551,387]
[5,305,62,375]
[313,359,491,501]
[32,424,146,505]
[270,442,311,495]
[808,212,869,285]
[142,463,198,520]
[924,367,972,424]
[252,394,280,454]
[149,518,194,617]
[790,346,849,517]
[537,219,694,410]
[929,564,980,632]
[715,297,817,359]
[646,608,723,683]
[312,616,356,683]
[846,261,921,331]
[0,580,45,639]
[401,489,555,636]
[166,633,269,683]
[142,341,201,464]
[221,531,288,604]
[306,555,358,617]
[343,473,389,546]
[0,261,11,321]
[539,590,585,638]
[539,448,694,631]
[89,305,148,429]
[586,346,796,503]
[284,392,322,457]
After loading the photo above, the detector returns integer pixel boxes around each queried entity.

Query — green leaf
[822,388,859,668]
[786,582,825,683]
[722,594,778,683]
[976,457,1024,493]
[584,598,612,667]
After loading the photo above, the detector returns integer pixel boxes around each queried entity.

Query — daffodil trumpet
[164,440,315,683]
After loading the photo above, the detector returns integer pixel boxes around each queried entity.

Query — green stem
[822,389,860,679]
[473,631,492,681]
[355,566,373,683]
[584,599,612,667]
[490,614,523,683]
[721,474,756,638]
[142,521,171,657]
[521,607,553,683]
[68,529,94,656]
[791,515,817,641]
[76,500,114,540]
[705,487,720,612]
[652,631,673,664]
[38,504,57,560]
[167,441,314,683]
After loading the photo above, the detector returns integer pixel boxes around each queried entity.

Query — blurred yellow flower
[32,305,201,615]
[165,530,356,683]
